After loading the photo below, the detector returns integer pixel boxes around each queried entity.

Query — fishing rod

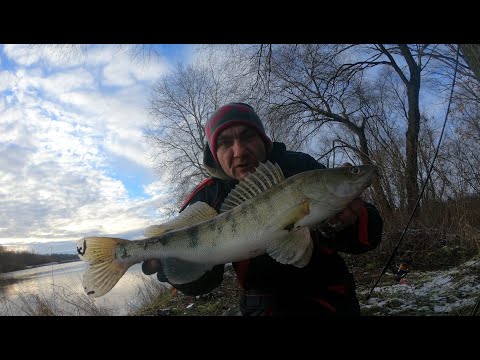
[472,295,480,316]
[364,45,461,302]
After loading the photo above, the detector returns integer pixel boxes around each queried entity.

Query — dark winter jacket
[172,142,383,315]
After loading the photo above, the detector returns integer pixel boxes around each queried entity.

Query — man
[143,102,383,316]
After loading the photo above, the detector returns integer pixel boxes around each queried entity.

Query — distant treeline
[0,246,79,273]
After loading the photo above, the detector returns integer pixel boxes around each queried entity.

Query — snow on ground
[357,256,480,316]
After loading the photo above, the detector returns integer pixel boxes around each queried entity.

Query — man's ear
[203,143,232,180]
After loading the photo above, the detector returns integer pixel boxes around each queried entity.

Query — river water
[0,261,166,316]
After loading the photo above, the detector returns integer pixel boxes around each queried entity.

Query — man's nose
[232,139,247,157]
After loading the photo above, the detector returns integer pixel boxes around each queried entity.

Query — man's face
[215,124,267,181]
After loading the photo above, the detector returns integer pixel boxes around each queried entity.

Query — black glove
[142,259,169,282]
[141,259,225,296]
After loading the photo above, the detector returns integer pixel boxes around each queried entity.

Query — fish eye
[351,167,361,175]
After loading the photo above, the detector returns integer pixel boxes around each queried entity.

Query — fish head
[295,165,378,228]
[321,164,377,199]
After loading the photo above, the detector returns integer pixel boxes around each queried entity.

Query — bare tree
[146,63,214,208]
[448,91,480,196]
[459,44,480,82]
[225,44,393,210]
[145,55,258,210]
[219,44,467,217]
[34,43,478,217]
[331,44,438,214]
[197,45,307,149]
[425,44,480,198]
[27,44,166,66]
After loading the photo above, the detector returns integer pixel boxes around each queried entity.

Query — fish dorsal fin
[144,201,217,237]
[220,161,284,213]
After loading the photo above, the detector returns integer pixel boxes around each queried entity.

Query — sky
[0,44,197,254]
[0,44,459,255]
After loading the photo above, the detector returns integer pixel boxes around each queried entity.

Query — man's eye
[217,139,232,148]
[241,131,257,141]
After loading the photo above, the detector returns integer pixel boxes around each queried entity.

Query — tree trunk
[460,44,480,82]
[405,67,421,214]
[357,127,392,212]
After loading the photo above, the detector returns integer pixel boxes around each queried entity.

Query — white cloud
[0,70,17,91]
[0,44,190,246]
[4,44,44,66]
[3,44,106,68]
[85,44,173,87]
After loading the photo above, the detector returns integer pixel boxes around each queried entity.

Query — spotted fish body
[77,162,377,298]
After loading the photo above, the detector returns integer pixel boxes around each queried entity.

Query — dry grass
[0,282,115,316]
[130,264,242,316]
[345,197,480,274]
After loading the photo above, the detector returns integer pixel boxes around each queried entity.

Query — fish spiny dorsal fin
[144,202,218,237]
[220,161,284,213]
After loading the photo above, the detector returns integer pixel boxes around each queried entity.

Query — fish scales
[120,182,300,264]
[76,161,377,297]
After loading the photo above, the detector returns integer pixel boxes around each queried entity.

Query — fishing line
[364,45,461,302]
[472,289,480,316]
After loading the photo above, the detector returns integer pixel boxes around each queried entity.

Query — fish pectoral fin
[161,258,214,284]
[263,201,310,233]
[266,227,314,268]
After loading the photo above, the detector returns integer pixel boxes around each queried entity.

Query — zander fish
[76,161,377,298]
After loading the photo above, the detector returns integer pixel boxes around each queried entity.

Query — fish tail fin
[76,237,130,298]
